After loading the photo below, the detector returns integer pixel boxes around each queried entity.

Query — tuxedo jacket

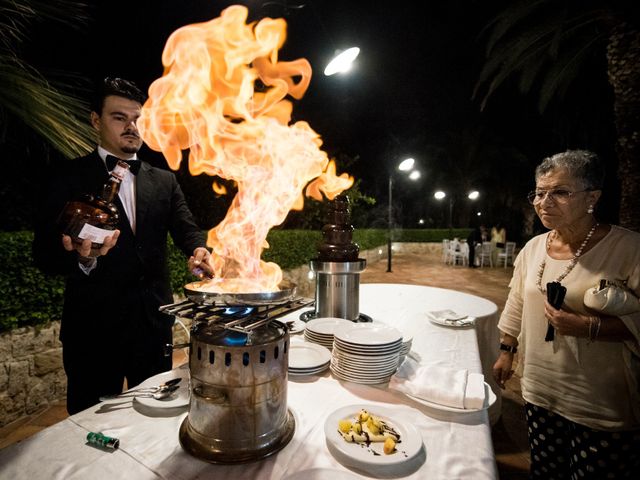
[33,151,206,344]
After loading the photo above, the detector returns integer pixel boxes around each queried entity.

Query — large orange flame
[138,5,353,293]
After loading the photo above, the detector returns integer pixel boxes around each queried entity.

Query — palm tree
[474,0,640,231]
[0,0,95,159]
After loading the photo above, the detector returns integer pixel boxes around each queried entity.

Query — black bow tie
[105,155,141,175]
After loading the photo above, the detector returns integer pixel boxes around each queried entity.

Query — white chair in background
[442,239,451,264]
[446,239,460,265]
[478,241,493,267]
[497,241,516,268]
[449,241,469,266]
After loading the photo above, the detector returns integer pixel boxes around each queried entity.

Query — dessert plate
[324,405,424,467]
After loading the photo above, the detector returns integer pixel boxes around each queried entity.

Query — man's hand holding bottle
[62,230,120,265]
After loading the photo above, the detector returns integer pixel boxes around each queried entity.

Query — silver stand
[301,259,370,322]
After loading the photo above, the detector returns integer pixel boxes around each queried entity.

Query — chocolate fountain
[303,194,369,322]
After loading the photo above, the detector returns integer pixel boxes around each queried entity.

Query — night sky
[22,0,618,230]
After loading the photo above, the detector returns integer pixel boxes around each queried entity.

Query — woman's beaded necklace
[536,223,599,294]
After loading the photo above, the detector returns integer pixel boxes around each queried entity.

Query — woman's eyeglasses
[527,189,590,205]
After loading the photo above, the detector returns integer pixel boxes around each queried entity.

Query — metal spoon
[145,385,180,400]
[99,383,180,401]
[130,377,182,393]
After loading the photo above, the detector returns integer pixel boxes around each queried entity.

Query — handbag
[583,279,640,316]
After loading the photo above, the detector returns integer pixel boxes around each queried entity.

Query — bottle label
[78,223,114,243]
[111,162,128,182]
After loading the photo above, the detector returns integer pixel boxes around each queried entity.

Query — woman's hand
[189,247,215,279]
[543,299,590,338]
[493,352,515,390]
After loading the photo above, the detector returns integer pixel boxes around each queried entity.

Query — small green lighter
[86,431,120,449]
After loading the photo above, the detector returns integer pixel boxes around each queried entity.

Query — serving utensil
[99,381,181,401]
[124,377,182,393]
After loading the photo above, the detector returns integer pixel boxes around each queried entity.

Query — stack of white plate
[399,334,413,363]
[288,341,332,376]
[330,323,403,384]
[304,317,352,350]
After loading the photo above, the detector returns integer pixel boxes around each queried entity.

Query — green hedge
[0,231,66,332]
[1,228,457,332]
[394,228,472,242]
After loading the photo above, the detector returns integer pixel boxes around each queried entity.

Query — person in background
[491,222,506,264]
[467,223,487,268]
[33,77,215,414]
[491,223,506,248]
[492,150,640,478]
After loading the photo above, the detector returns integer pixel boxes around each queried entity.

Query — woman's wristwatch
[499,343,517,354]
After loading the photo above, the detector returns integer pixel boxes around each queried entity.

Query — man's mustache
[122,130,140,139]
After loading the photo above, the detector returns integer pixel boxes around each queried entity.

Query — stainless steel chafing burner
[160,296,312,464]
[180,319,292,463]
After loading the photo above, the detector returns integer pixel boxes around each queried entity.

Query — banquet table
[0,283,500,480]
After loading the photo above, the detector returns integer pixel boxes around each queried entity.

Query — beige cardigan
[499,225,640,430]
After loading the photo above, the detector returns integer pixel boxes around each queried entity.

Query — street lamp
[324,47,361,76]
[388,158,418,272]
[434,190,480,237]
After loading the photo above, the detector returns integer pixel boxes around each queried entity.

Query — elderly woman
[493,150,640,478]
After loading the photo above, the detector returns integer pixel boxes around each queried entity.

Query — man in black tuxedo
[33,78,214,414]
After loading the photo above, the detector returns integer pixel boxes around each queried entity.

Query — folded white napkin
[389,357,486,409]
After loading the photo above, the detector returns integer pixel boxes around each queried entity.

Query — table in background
[0,283,499,480]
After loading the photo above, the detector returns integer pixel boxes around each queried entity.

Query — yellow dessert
[338,409,400,454]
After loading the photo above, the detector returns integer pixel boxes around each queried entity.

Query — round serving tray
[183,280,297,306]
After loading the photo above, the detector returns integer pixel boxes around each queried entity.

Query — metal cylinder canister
[310,259,366,321]
[179,321,294,463]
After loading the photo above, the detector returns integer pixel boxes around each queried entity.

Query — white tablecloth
[0,283,499,479]
[358,283,502,423]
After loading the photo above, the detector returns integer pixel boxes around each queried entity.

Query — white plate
[334,323,403,346]
[289,342,332,369]
[306,317,353,335]
[331,357,399,370]
[331,368,397,379]
[331,360,398,373]
[289,365,329,376]
[324,405,423,466]
[304,332,334,342]
[330,367,394,385]
[333,342,401,356]
[286,319,307,334]
[406,382,497,413]
[303,337,334,350]
[133,369,190,409]
[427,309,467,321]
[282,468,361,480]
[427,315,476,328]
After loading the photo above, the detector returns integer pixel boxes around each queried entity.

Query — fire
[137,5,353,292]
